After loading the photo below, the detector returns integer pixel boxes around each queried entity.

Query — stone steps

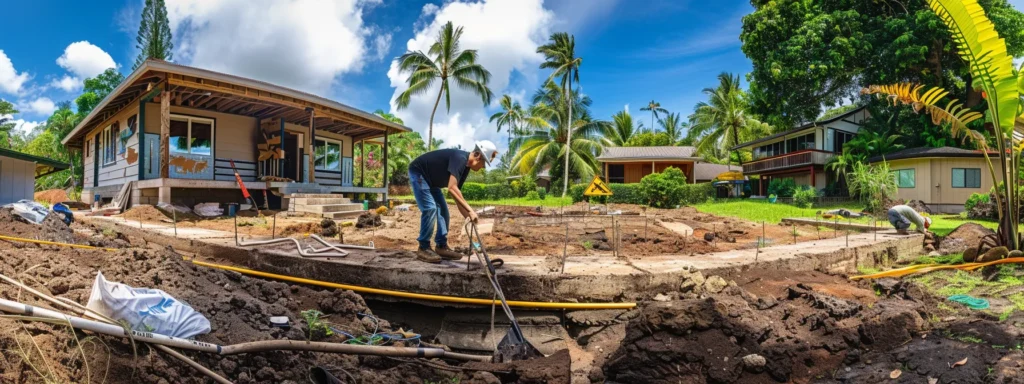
[284,192,364,219]
[293,203,364,213]
[323,210,366,219]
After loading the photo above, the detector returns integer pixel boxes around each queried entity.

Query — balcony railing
[742,150,835,174]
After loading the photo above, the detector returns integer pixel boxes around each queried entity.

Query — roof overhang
[0,148,70,178]
[62,60,412,146]
[731,105,868,150]
[596,157,701,162]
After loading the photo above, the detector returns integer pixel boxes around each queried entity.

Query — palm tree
[687,72,770,166]
[658,112,687,145]
[490,95,549,154]
[603,109,639,146]
[373,109,404,125]
[0,99,17,149]
[640,100,668,131]
[538,32,582,197]
[512,81,604,185]
[395,21,494,151]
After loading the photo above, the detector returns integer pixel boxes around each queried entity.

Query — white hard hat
[474,140,499,167]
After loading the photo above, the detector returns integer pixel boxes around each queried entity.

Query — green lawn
[391,195,575,208]
[693,198,997,237]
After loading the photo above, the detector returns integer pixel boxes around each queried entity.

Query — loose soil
[33,189,68,204]
[117,205,326,239]
[0,209,569,383]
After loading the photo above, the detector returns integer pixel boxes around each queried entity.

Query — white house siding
[85,105,142,188]
[0,156,35,205]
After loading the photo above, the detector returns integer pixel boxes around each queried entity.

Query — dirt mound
[33,188,68,204]
[279,221,321,236]
[357,212,383,228]
[0,207,77,244]
[940,222,996,254]
[121,204,171,222]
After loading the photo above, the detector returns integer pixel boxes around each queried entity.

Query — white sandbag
[193,202,223,217]
[86,272,210,338]
[2,200,49,224]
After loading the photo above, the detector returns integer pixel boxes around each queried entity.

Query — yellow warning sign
[584,176,613,196]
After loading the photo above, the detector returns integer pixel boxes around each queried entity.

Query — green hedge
[569,169,714,207]
[461,183,487,200]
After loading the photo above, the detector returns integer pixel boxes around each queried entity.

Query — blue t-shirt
[409,149,470,189]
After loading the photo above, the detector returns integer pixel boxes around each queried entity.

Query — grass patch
[391,195,574,208]
[927,215,999,237]
[912,253,964,265]
[856,265,882,275]
[693,199,868,224]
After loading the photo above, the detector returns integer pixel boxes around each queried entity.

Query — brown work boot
[435,246,464,260]
[896,229,910,235]
[416,248,441,263]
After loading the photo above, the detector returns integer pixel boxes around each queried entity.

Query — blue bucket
[227,203,239,217]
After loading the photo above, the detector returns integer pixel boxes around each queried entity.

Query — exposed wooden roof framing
[62,59,411,147]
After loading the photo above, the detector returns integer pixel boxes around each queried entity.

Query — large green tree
[0,99,17,149]
[74,68,125,117]
[657,112,687,145]
[602,109,640,146]
[537,32,582,197]
[489,94,547,154]
[134,0,173,69]
[640,100,668,131]
[740,0,1024,129]
[395,21,494,151]
[687,73,770,166]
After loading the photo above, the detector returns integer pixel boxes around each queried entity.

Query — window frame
[952,167,981,188]
[314,137,343,172]
[101,126,118,166]
[168,114,216,156]
[894,169,916,188]
[608,164,625,184]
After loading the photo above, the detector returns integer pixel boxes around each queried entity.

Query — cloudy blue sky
[0,0,1021,152]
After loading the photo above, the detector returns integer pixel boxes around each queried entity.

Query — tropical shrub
[569,184,587,203]
[525,190,540,200]
[536,187,547,200]
[484,184,513,200]
[510,177,537,197]
[965,192,989,213]
[639,167,689,208]
[461,183,486,200]
[609,183,642,204]
[846,161,897,213]
[792,186,818,208]
[767,178,796,198]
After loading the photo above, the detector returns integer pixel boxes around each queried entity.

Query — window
[832,130,854,153]
[608,164,625,183]
[894,169,915,188]
[315,139,342,171]
[169,115,215,155]
[100,125,119,165]
[952,168,981,188]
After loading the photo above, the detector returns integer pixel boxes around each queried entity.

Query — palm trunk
[428,88,443,151]
[562,80,573,198]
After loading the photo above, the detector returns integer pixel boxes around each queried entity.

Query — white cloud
[388,0,554,153]
[56,41,117,79]
[166,0,377,96]
[21,97,57,115]
[3,116,43,135]
[372,33,392,61]
[50,75,81,92]
[0,50,30,94]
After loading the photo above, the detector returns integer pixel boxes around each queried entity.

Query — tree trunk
[428,87,443,151]
[562,80,573,198]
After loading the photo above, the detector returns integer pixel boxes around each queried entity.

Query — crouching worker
[887,204,931,235]
[408,141,498,263]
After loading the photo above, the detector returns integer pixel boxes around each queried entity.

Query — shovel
[465,221,544,363]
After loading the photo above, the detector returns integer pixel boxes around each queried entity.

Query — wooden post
[308,108,316,183]
[360,139,365,187]
[604,162,608,183]
[279,118,285,177]
[159,90,170,179]
[383,129,389,202]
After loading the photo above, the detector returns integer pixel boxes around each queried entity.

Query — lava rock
[653,293,672,302]
[703,232,716,242]
[704,276,729,294]
[355,213,383,228]
[1010,250,1024,258]
[741,354,767,373]
[320,218,339,237]
[978,246,1009,263]
[963,247,979,263]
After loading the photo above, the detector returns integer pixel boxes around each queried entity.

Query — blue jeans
[888,208,911,230]
[410,170,450,250]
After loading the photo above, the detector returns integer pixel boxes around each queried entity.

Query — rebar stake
[272,214,277,239]
[561,220,569,274]
[172,207,177,238]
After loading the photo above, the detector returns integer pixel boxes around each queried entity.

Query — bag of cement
[193,202,223,217]
[1,200,49,224]
[157,202,192,216]
[86,272,211,338]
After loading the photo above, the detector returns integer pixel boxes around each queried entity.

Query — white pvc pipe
[237,236,348,258]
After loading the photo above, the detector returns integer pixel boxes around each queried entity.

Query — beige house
[61,60,410,211]
[595,146,738,184]
[868,147,1001,213]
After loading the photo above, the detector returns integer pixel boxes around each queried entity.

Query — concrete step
[323,210,365,219]
[288,193,347,198]
[291,197,353,205]
[294,203,364,213]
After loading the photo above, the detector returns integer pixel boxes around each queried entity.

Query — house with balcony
[61,60,410,214]
[732,106,869,195]
[595,146,740,184]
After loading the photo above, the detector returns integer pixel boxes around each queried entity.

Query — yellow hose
[850,257,1024,280]
[0,234,118,252]
[192,260,637,309]
[0,233,636,309]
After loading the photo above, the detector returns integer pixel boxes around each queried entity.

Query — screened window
[894,169,916,188]
[833,130,855,153]
[952,168,981,188]
[315,139,342,171]
[608,164,625,183]
[169,115,215,155]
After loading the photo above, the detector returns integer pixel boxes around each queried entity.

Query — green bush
[510,177,537,197]
[792,186,818,208]
[965,192,990,212]
[767,178,797,198]
[608,183,643,204]
[525,190,540,200]
[569,184,587,203]
[679,183,714,205]
[484,183,513,200]
[536,187,547,200]
[461,183,486,200]
[639,167,689,208]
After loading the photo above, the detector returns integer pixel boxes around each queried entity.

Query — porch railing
[742,150,835,174]
[314,157,354,187]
